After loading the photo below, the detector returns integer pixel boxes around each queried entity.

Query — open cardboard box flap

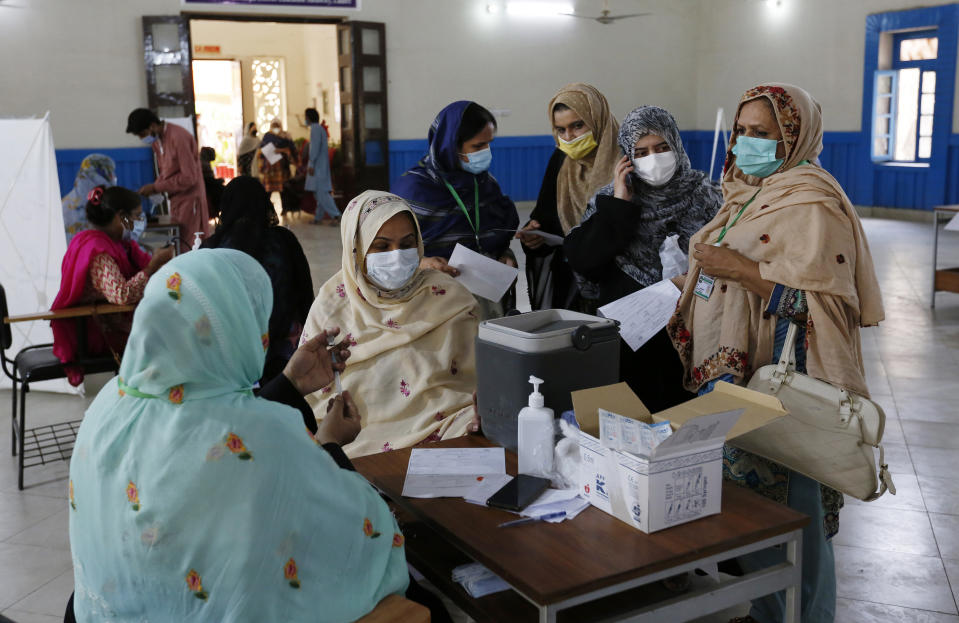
[571,381,785,440]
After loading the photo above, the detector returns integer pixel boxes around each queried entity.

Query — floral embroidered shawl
[69,249,407,621]
[668,83,884,396]
[303,191,479,458]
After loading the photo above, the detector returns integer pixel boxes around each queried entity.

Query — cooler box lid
[478,309,618,354]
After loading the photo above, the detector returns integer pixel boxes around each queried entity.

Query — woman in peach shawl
[302,191,478,458]
[668,84,883,623]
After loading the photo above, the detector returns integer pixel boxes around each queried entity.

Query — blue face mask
[732,136,784,178]
[123,216,148,243]
[141,135,156,146]
[460,147,492,174]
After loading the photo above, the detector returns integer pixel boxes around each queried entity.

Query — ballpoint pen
[497,511,566,528]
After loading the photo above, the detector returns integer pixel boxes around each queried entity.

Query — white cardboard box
[572,381,787,533]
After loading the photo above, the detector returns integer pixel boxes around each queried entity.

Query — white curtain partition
[0,115,74,392]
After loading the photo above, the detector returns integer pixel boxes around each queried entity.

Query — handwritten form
[448,243,519,301]
[402,448,506,498]
[598,279,681,351]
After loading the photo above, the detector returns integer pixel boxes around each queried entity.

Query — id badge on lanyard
[695,190,760,302]
[694,271,716,301]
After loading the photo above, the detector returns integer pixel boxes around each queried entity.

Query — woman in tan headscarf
[518,83,620,310]
[302,190,479,458]
[667,84,883,623]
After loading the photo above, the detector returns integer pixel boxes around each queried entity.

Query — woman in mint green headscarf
[68,248,409,622]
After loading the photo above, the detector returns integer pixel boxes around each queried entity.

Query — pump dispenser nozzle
[527,375,545,408]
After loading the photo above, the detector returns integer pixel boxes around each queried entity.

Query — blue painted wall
[55,147,155,198]
[55,130,957,208]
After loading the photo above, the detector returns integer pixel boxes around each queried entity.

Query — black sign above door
[183,0,359,7]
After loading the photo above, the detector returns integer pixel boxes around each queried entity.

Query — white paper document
[496,228,564,247]
[447,243,519,301]
[946,212,959,232]
[521,488,590,522]
[598,279,681,351]
[402,448,506,498]
[525,230,564,246]
[260,142,283,165]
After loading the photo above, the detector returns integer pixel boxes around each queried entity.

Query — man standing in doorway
[126,108,210,252]
[304,108,340,225]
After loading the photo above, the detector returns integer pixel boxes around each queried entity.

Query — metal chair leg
[18,381,27,490]
[10,375,16,456]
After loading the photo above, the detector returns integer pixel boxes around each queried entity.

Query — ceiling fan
[563,0,650,24]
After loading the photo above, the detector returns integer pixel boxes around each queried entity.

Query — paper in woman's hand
[598,279,681,351]
[261,143,282,165]
[448,244,519,301]
[498,228,564,247]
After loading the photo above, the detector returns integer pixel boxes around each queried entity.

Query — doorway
[190,19,341,169]
[141,15,390,210]
[192,59,243,179]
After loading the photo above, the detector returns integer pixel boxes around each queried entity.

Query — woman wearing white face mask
[564,105,722,412]
[301,191,479,458]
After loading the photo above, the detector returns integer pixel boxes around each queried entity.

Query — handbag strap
[771,321,799,384]
[861,443,897,502]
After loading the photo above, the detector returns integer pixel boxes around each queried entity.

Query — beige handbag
[738,323,896,502]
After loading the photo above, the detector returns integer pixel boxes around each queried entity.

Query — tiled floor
[1,207,958,622]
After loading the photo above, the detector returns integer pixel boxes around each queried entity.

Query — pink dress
[152,123,210,252]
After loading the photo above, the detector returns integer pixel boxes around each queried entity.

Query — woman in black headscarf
[202,176,314,384]
[564,106,723,412]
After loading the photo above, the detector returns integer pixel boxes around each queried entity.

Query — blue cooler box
[476,310,620,452]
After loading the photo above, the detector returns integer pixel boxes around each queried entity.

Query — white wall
[190,20,340,142]
[1,0,957,150]
[694,0,959,133]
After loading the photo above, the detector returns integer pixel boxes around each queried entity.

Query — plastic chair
[1,284,119,489]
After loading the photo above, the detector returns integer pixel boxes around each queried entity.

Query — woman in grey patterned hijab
[564,105,722,412]
[567,105,723,298]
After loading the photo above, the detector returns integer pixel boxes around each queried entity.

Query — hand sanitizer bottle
[192,232,204,251]
[518,375,554,477]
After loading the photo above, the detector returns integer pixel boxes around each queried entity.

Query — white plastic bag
[659,234,688,280]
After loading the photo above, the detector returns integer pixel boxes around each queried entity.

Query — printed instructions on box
[664,467,710,524]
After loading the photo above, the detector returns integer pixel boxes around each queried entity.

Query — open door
[337,21,389,201]
[142,16,196,128]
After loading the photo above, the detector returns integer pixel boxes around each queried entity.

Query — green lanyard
[442,178,481,250]
[715,190,760,244]
[715,160,810,244]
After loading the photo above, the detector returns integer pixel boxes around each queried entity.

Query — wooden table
[3,303,136,324]
[354,437,809,623]
[932,205,959,308]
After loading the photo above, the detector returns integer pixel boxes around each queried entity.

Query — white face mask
[365,247,420,290]
[632,151,678,187]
